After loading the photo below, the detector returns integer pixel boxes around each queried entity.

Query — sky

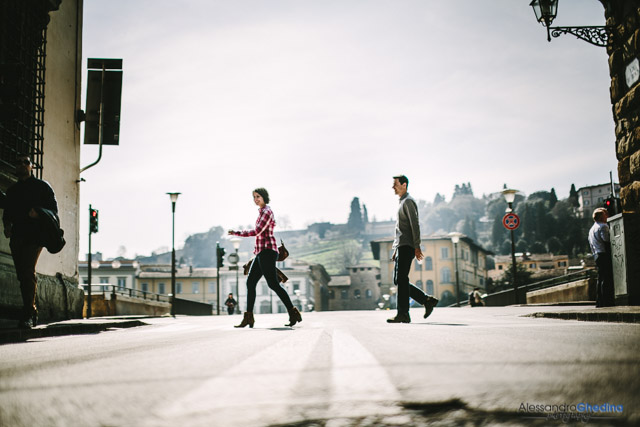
[79,0,617,260]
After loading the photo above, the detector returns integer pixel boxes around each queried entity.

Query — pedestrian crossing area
[141,321,405,427]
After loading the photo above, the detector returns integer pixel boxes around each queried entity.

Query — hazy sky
[79,0,617,259]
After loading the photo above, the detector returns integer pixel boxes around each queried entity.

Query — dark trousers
[595,252,615,307]
[246,249,293,312]
[394,245,429,314]
[10,240,43,320]
[227,307,235,315]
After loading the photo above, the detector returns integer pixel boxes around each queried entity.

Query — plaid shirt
[232,205,278,255]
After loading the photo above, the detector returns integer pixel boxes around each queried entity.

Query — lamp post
[449,232,463,307]
[231,236,241,314]
[167,192,180,317]
[529,0,610,47]
[502,189,519,305]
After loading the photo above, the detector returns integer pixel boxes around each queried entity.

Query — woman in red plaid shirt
[228,188,302,328]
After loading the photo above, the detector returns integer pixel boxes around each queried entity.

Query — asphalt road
[1,306,638,426]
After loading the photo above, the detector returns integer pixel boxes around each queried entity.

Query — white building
[578,183,620,218]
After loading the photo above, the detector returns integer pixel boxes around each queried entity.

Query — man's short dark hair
[393,175,409,187]
[253,187,270,204]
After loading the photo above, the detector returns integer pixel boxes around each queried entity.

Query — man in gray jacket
[387,175,439,323]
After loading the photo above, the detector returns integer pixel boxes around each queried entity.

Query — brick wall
[604,0,640,303]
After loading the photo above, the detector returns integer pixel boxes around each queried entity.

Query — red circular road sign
[502,213,520,230]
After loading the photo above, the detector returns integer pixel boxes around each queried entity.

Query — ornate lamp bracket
[548,26,611,47]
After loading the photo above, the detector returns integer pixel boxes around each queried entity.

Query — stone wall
[526,278,596,304]
[0,263,84,323]
[603,0,640,304]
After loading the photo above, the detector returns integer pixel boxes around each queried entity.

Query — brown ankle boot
[286,307,302,327]
[235,312,254,328]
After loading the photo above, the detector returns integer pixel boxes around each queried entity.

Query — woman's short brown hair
[253,187,270,204]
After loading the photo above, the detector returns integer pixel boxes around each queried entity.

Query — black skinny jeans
[394,245,429,315]
[246,249,293,312]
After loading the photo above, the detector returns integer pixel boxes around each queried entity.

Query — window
[260,300,271,314]
[209,282,215,293]
[414,259,422,271]
[141,283,149,293]
[585,200,590,206]
[329,290,335,299]
[117,277,126,289]
[354,289,361,299]
[176,282,182,294]
[0,2,51,178]
[158,283,166,295]
[441,247,449,259]
[262,283,269,295]
[192,282,200,294]
[529,263,536,269]
[426,280,434,295]
[425,257,433,271]
[558,261,567,267]
[498,265,503,270]
[341,290,349,300]
[365,289,372,298]
[100,277,109,292]
[293,282,300,292]
[416,280,423,290]
[441,267,451,283]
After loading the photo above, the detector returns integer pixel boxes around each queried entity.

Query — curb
[527,311,640,323]
[0,320,148,344]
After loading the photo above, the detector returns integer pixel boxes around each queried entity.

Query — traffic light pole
[216,242,221,315]
[87,205,92,318]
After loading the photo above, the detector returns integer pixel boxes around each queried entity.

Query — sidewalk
[0,316,154,344]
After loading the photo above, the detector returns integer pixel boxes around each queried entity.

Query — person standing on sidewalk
[228,188,301,328]
[588,207,615,307]
[3,155,58,329]
[387,175,438,323]
[224,293,237,315]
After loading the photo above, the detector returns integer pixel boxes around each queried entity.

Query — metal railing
[524,268,597,293]
[82,285,171,303]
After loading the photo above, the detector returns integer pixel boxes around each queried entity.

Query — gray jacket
[393,193,421,251]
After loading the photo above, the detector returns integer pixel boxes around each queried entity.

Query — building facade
[490,253,570,281]
[327,265,382,311]
[605,2,640,304]
[371,235,492,306]
[0,0,84,321]
[79,258,139,292]
[135,259,330,315]
[577,183,620,218]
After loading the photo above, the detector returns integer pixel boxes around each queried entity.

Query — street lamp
[501,188,519,305]
[529,0,610,46]
[167,192,180,317]
[231,236,241,314]
[449,232,463,307]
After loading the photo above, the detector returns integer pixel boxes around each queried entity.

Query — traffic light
[217,245,226,267]
[603,197,619,217]
[89,208,99,233]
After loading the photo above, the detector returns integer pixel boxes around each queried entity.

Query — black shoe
[17,318,33,329]
[387,313,411,323]
[424,296,439,319]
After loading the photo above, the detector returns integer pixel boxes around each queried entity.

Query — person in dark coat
[3,155,58,329]
[224,293,237,315]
